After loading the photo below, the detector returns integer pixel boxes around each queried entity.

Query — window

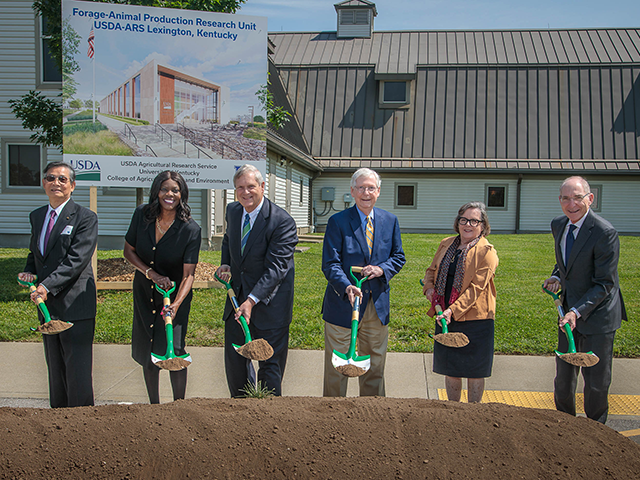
[590,184,602,212]
[36,15,62,88]
[378,80,411,108]
[339,10,369,25]
[485,184,508,210]
[395,183,417,208]
[133,75,141,119]
[2,139,45,192]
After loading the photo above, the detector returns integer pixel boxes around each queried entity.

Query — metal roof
[271,29,640,74]
[270,29,640,167]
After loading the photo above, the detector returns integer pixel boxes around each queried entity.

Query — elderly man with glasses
[321,168,405,397]
[543,176,626,424]
[18,161,98,408]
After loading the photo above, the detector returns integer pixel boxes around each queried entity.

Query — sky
[239,0,640,32]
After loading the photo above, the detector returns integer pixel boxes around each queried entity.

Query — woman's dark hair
[453,201,491,236]
[143,171,191,223]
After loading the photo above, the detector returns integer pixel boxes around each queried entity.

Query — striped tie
[365,215,374,256]
[241,213,251,255]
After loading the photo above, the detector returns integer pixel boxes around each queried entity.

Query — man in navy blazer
[18,162,98,408]
[321,168,405,397]
[217,164,298,397]
[543,176,626,424]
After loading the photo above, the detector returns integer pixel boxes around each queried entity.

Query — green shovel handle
[17,277,52,323]
[215,272,253,344]
[543,286,578,354]
[435,304,449,334]
[154,282,176,297]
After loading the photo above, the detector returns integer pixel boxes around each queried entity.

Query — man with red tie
[18,162,98,408]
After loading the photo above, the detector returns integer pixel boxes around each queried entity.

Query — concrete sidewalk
[2,342,640,406]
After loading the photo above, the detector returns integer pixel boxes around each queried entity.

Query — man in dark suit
[321,168,405,397]
[18,162,98,408]
[217,164,298,397]
[543,176,626,424]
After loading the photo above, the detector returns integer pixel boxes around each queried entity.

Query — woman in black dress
[422,202,499,403]
[124,171,201,404]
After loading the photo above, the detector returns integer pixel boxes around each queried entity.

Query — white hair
[350,168,381,188]
[233,164,264,186]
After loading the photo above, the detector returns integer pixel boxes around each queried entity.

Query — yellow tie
[366,216,374,256]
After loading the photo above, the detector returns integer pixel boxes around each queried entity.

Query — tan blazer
[423,236,498,322]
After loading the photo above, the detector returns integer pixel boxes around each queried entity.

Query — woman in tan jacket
[422,202,499,403]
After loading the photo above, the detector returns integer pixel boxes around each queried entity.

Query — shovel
[331,266,371,377]
[214,272,273,361]
[151,282,192,371]
[17,276,73,334]
[543,286,599,367]
[419,279,469,348]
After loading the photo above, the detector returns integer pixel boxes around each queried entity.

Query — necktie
[241,213,251,255]
[43,210,57,253]
[365,216,374,256]
[565,224,576,265]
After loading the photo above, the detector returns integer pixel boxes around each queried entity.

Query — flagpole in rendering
[88,29,95,124]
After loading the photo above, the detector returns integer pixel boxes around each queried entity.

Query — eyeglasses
[355,186,378,194]
[458,217,483,227]
[43,174,70,184]
[560,193,590,203]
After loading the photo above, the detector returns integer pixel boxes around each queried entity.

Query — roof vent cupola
[334,0,377,39]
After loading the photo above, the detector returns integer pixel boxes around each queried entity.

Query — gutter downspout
[515,174,523,233]
[310,170,322,233]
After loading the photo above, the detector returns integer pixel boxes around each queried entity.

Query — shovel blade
[332,350,371,377]
[555,350,599,367]
[151,353,192,371]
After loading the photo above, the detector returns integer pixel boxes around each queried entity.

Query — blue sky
[239,0,640,32]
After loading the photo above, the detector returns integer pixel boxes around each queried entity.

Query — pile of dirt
[97,258,218,282]
[1,397,638,479]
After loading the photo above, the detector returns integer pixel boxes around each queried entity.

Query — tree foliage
[257,76,291,130]
[8,91,63,147]
[11,0,247,148]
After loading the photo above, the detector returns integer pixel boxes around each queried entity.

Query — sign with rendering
[62,0,267,188]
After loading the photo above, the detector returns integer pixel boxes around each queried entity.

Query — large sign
[62,0,267,188]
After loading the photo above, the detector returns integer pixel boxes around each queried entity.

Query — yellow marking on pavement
[619,429,640,437]
[437,390,640,416]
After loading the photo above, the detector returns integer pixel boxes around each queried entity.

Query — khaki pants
[323,299,388,397]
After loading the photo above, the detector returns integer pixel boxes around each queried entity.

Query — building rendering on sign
[99,60,230,125]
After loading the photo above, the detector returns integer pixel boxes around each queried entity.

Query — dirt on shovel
[336,364,367,377]
[236,339,274,361]
[434,332,469,348]
[560,352,599,367]
[36,320,72,334]
[155,357,191,371]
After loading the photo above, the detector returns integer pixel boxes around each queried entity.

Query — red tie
[43,211,57,253]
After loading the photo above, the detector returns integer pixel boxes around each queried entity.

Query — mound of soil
[97,258,218,282]
[1,397,638,479]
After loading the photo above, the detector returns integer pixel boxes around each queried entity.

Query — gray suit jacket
[24,199,98,322]
[221,198,298,330]
[551,209,626,335]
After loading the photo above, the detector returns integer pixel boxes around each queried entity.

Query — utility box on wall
[321,187,335,201]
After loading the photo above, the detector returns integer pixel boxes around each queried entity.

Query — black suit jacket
[221,198,298,330]
[551,209,626,335]
[24,199,98,322]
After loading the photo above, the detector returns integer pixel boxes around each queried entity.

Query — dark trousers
[554,328,615,424]
[224,319,289,398]
[42,318,95,408]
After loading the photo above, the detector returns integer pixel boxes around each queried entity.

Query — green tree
[257,75,291,130]
[10,0,247,148]
[253,114,265,123]
[69,99,83,109]
[62,18,81,103]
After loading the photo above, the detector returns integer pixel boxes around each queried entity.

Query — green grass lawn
[1,234,638,356]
